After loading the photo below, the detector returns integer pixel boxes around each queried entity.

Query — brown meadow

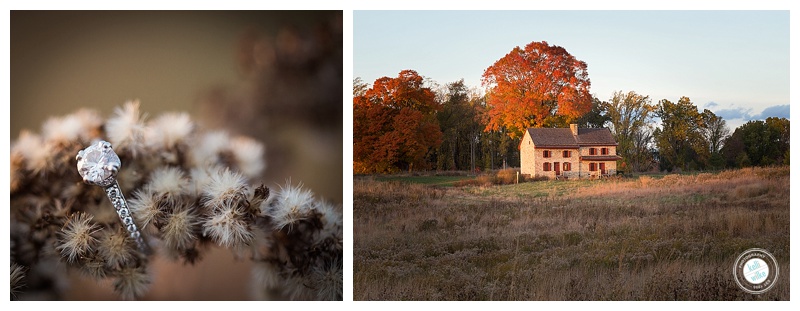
[354,167,789,300]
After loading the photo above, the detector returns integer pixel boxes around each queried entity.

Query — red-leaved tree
[482,41,592,138]
[353,70,442,173]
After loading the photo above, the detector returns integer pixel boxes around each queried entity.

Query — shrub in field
[494,169,518,185]
[454,169,520,187]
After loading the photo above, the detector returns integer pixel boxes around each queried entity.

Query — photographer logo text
[733,248,779,294]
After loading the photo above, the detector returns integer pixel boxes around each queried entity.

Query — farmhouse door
[555,162,560,175]
[600,162,606,175]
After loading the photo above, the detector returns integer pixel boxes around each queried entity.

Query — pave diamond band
[77,140,148,254]
[105,181,148,252]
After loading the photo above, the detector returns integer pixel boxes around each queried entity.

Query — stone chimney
[570,123,578,136]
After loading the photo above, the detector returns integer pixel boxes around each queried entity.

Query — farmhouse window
[589,148,597,155]
[543,150,552,158]
[601,148,609,155]
[563,162,571,171]
[589,163,597,171]
[543,162,551,171]
[563,150,571,158]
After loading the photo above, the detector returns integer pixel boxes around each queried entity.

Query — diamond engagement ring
[77,140,149,254]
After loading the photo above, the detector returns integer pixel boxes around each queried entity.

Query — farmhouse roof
[576,128,618,146]
[526,128,579,147]
[525,127,617,147]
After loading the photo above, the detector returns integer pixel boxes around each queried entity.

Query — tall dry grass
[354,166,790,300]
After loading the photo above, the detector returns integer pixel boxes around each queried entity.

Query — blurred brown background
[10,10,343,300]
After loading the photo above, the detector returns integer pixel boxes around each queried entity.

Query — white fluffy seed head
[314,201,343,249]
[264,181,316,231]
[41,109,103,146]
[113,266,151,300]
[311,257,343,300]
[191,131,230,167]
[74,108,104,141]
[145,112,194,150]
[189,167,214,197]
[106,100,147,157]
[79,255,108,279]
[12,130,51,173]
[98,228,136,269]
[202,167,248,210]
[56,213,101,263]
[202,208,254,249]
[42,114,84,145]
[229,136,265,179]
[147,166,189,199]
[128,189,161,234]
[251,261,282,295]
[282,274,314,300]
[162,208,199,250]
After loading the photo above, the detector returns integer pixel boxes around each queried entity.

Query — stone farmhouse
[520,124,621,179]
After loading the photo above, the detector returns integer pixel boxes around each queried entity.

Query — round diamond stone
[76,140,121,187]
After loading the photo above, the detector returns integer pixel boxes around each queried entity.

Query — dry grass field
[353,166,790,300]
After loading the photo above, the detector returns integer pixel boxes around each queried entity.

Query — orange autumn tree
[353,70,442,173]
[482,41,592,138]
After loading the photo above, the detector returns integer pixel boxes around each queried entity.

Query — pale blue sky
[354,10,789,129]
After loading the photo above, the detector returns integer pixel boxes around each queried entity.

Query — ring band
[77,140,148,254]
[104,181,148,252]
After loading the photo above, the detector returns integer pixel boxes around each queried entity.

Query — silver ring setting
[77,140,148,253]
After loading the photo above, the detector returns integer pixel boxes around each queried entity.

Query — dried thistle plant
[10,263,27,300]
[10,101,343,300]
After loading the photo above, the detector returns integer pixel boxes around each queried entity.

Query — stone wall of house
[525,147,580,179]
[520,134,536,176]
[578,145,618,178]
[579,145,617,157]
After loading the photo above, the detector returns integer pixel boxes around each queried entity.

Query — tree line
[353,41,789,174]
